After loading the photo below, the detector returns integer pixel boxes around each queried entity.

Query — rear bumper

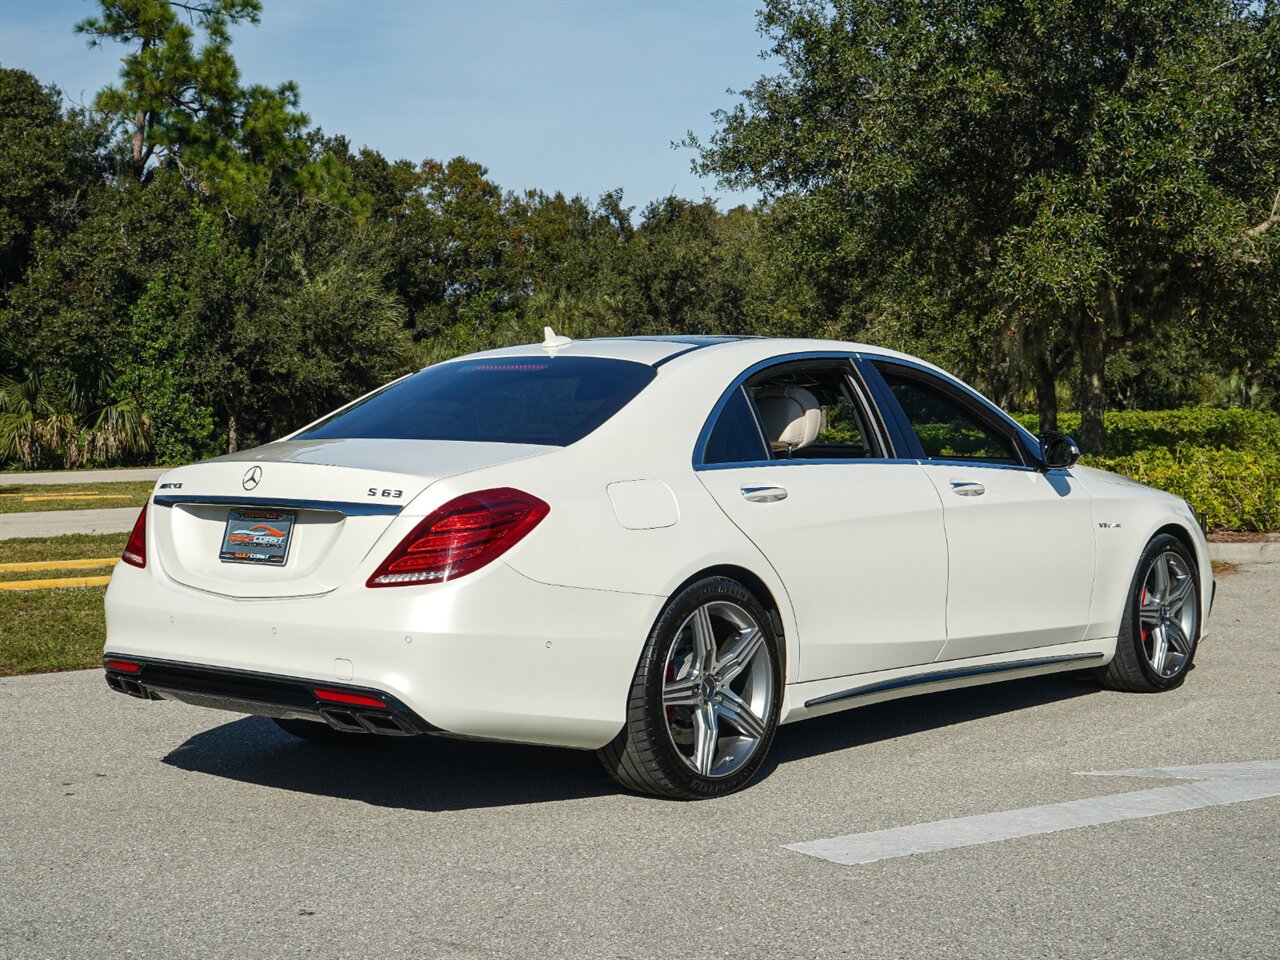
[104,558,665,749]
[104,655,438,736]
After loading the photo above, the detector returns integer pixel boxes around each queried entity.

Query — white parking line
[786,760,1280,866]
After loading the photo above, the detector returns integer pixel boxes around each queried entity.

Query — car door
[694,356,949,682]
[865,358,1096,661]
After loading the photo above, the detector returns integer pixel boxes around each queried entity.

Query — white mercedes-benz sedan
[104,333,1212,798]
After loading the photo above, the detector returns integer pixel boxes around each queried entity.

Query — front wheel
[598,577,783,799]
[1098,534,1201,693]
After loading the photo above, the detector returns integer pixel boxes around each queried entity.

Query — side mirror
[1039,431,1081,470]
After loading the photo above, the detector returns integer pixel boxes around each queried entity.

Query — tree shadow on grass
[163,671,1100,811]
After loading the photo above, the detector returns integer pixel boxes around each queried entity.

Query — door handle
[950,480,985,497]
[741,486,788,503]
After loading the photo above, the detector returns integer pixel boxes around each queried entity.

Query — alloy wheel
[660,600,774,779]
[1138,551,1198,679]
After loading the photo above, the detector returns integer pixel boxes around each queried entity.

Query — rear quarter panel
[390,352,804,681]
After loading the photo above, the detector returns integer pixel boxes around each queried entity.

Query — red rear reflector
[122,504,148,568]
[104,659,141,673]
[313,688,386,709]
[367,487,550,588]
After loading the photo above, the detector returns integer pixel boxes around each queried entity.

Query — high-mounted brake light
[314,688,387,709]
[122,505,148,568]
[366,487,550,588]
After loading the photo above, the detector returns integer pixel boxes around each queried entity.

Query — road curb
[1208,542,1280,564]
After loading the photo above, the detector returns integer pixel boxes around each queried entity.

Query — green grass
[0,532,129,564]
[0,481,153,514]
[0,587,109,675]
[0,533,127,676]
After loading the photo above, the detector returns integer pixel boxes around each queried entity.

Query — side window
[703,386,769,464]
[876,367,1020,464]
[747,362,880,460]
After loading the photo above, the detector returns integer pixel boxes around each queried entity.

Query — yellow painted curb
[0,575,113,591]
[8,493,134,502]
[0,558,120,573]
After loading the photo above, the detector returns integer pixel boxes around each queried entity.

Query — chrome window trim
[153,494,404,517]
[910,458,1032,473]
[697,457,922,472]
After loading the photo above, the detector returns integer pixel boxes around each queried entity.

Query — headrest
[755,386,821,453]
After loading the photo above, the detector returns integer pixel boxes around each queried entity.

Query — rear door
[865,359,1095,660]
[694,356,949,682]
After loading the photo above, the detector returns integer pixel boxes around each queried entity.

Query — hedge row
[1008,408,1280,531]
[1011,408,1280,457]
[1085,447,1280,532]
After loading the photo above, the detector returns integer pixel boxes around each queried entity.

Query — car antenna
[542,326,573,349]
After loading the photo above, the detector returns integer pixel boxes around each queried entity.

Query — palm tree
[0,368,150,470]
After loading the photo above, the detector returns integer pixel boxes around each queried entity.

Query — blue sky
[0,0,769,209]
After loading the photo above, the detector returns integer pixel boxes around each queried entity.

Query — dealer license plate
[219,508,295,565]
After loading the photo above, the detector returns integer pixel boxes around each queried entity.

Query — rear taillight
[366,487,549,588]
[122,505,147,568]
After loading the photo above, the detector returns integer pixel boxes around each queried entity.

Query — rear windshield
[296,356,657,446]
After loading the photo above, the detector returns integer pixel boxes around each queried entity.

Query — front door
[869,361,1096,661]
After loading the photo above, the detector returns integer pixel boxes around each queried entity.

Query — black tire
[273,717,368,744]
[598,576,783,799]
[1097,533,1201,693]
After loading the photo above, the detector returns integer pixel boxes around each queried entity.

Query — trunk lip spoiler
[152,494,404,517]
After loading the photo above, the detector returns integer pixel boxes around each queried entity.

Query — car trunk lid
[149,438,553,598]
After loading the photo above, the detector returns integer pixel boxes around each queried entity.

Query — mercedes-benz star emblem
[242,466,263,491]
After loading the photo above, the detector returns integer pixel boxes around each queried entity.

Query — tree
[0,69,105,301]
[75,0,332,210]
[692,0,1280,451]
[0,368,149,469]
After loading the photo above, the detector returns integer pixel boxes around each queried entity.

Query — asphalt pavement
[0,468,159,540]
[0,565,1276,960]
[0,507,140,541]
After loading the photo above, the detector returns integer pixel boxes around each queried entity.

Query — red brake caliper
[1140,587,1149,645]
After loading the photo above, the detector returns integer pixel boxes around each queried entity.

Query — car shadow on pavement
[761,670,1100,777]
[163,671,1100,809]
[163,716,618,811]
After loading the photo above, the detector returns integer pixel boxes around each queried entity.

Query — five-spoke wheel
[598,577,782,798]
[1099,534,1201,692]
[1136,550,1198,679]
[660,599,773,779]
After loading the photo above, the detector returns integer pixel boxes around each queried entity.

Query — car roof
[445,335,941,372]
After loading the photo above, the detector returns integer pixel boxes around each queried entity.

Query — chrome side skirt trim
[803,651,1106,709]
[152,495,404,517]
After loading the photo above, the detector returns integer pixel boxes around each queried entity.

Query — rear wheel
[598,577,782,799]
[1098,534,1200,693]
[273,717,367,744]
